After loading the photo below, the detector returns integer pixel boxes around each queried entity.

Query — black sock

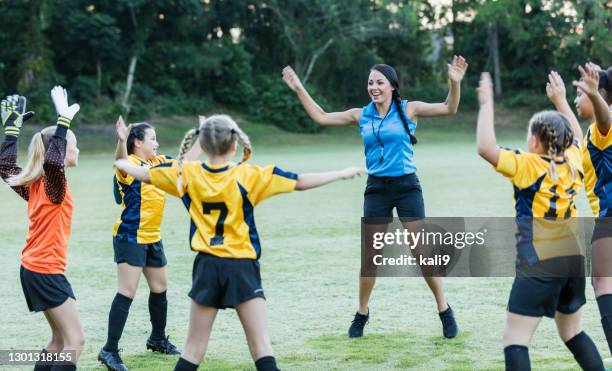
[255,356,280,371]
[33,349,52,371]
[49,363,76,371]
[103,293,133,352]
[149,290,168,340]
[504,345,530,371]
[565,331,605,371]
[174,357,198,371]
[597,294,612,356]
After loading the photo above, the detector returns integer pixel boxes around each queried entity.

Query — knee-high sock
[103,293,133,352]
[597,294,612,356]
[255,356,280,371]
[149,290,168,340]
[504,345,530,371]
[565,331,605,371]
[174,357,198,371]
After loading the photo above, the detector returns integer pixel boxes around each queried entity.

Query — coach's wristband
[56,116,71,128]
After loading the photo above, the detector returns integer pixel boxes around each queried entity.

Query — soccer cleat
[348,310,369,338]
[146,335,180,355]
[439,304,458,339]
[98,348,128,371]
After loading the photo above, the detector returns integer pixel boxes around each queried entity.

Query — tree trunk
[302,38,334,85]
[121,55,138,114]
[96,60,102,101]
[488,23,502,98]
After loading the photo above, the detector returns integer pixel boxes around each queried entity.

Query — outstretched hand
[2,95,34,136]
[115,115,131,142]
[573,63,600,97]
[51,86,80,121]
[282,66,304,92]
[546,71,567,106]
[341,166,368,180]
[477,72,494,107]
[448,55,468,83]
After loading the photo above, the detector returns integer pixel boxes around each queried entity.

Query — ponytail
[232,126,252,163]
[7,127,54,187]
[392,91,417,145]
[176,128,199,195]
[545,125,559,181]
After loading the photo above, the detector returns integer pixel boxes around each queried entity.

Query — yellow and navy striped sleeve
[495,148,542,189]
[241,165,298,205]
[149,160,183,198]
[154,154,173,164]
[583,120,612,217]
[564,140,583,172]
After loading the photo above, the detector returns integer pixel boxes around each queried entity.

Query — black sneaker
[98,348,128,371]
[348,310,369,338]
[146,335,180,355]
[439,305,458,339]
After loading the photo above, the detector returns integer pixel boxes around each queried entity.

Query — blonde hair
[7,126,56,187]
[175,115,252,193]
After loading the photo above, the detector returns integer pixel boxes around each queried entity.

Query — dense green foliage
[0,0,610,131]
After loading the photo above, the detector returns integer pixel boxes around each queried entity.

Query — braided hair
[371,64,417,145]
[175,115,252,194]
[529,110,575,181]
[175,127,199,195]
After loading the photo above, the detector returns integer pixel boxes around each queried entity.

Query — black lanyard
[370,106,392,164]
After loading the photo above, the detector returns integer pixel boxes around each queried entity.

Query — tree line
[0,0,609,132]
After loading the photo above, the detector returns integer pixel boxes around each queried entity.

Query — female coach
[281,56,468,339]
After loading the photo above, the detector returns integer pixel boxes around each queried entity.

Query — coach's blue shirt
[359,100,417,177]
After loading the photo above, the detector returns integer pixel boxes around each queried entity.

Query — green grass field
[0,110,606,370]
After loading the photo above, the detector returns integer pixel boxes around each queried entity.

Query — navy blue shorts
[363,173,425,224]
[113,237,167,267]
[592,218,612,243]
[20,266,75,312]
[189,253,265,309]
[508,256,586,318]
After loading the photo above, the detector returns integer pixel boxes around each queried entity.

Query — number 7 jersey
[149,161,298,259]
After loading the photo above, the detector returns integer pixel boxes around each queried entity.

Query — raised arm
[282,66,360,126]
[182,115,205,161]
[43,86,80,204]
[115,159,151,183]
[476,73,500,167]
[114,115,130,160]
[407,56,468,120]
[546,71,583,142]
[574,63,611,135]
[0,95,35,200]
[295,166,367,191]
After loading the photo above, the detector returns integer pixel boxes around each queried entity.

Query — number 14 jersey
[149,161,298,259]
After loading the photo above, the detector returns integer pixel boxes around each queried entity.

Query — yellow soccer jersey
[149,161,298,259]
[582,115,612,217]
[496,143,584,263]
[113,154,173,244]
